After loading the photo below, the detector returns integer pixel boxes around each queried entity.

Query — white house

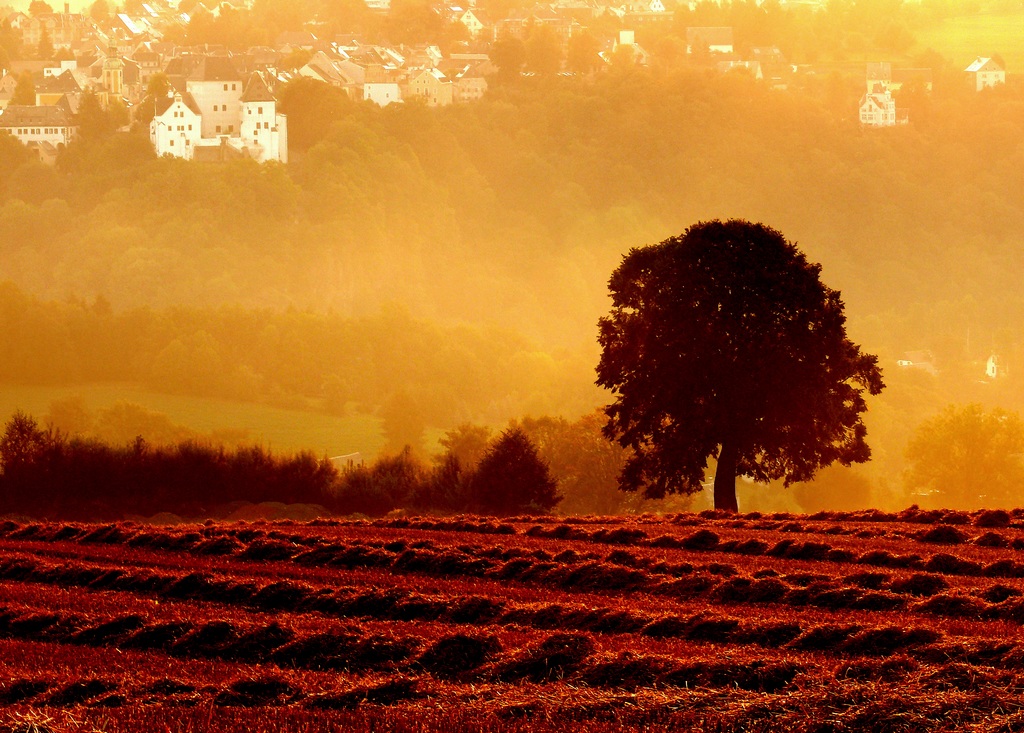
[859,83,907,127]
[364,82,402,106]
[459,8,487,38]
[150,91,202,159]
[965,56,1005,91]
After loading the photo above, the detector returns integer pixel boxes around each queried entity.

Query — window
[169,139,174,146]
[228,125,233,132]
[188,125,192,131]
[258,106,262,114]
[216,125,221,133]
[263,122,269,129]
[223,83,228,91]
[232,83,236,90]
[254,128,259,135]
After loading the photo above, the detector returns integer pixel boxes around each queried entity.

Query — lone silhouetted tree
[596,219,884,512]
[472,427,561,515]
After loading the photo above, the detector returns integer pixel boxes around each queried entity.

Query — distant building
[151,90,202,158]
[458,8,488,38]
[685,27,733,55]
[859,84,901,126]
[986,354,1006,379]
[406,68,453,107]
[150,62,287,163]
[0,104,76,162]
[363,81,402,106]
[965,56,1005,91]
[896,350,938,376]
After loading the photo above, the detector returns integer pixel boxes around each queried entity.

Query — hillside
[2,510,1024,731]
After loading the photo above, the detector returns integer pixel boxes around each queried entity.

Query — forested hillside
[2,68,1024,509]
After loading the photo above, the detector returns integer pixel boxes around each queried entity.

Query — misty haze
[0,0,1023,728]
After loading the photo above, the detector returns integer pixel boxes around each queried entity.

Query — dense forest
[3,53,1024,511]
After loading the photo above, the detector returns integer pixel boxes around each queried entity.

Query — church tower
[102,40,124,98]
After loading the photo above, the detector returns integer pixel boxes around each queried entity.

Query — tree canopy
[596,219,884,512]
[905,403,1024,509]
[471,427,561,515]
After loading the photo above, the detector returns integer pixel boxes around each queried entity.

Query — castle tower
[240,71,284,162]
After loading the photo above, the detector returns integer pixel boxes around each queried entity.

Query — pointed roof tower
[241,71,275,103]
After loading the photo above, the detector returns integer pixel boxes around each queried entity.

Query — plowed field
[2,508,1024,732]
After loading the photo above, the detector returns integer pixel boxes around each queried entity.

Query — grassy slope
[0,383,386,459]
[912,12,1024,72]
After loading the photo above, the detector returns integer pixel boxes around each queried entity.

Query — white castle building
[150,57,287,163]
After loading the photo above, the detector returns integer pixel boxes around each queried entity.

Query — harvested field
[3,510,1024,731]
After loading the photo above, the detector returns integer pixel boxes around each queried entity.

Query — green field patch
[913,12,1024,72]
[0,383,385,459]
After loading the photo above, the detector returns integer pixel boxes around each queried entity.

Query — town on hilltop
[0,0,1012,163]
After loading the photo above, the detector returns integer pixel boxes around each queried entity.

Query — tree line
[0,411,563,519]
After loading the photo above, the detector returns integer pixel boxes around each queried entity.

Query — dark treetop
[596,219,884,512]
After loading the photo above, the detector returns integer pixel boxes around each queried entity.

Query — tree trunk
[714,441,739,513]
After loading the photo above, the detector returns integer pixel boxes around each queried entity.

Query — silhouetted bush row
[0,413,559,519]
[0,412,336,519]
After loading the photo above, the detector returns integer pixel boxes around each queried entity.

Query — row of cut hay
[7,535,1024,643]
[0,599,816,696]
[4,543,1024,649]
[13,516,1024,589]
[7,515,1024,605]
[11,554,1016,673]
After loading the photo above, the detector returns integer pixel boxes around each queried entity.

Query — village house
[859,65,909,126]
[859,83,903,126]
[15,4,89,50]
[406,67,453,106]
[0,103,76,162]
[494,6,572,47]
[0,74,17,110]
[965,56,1005,91]
[457,8,488,39]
